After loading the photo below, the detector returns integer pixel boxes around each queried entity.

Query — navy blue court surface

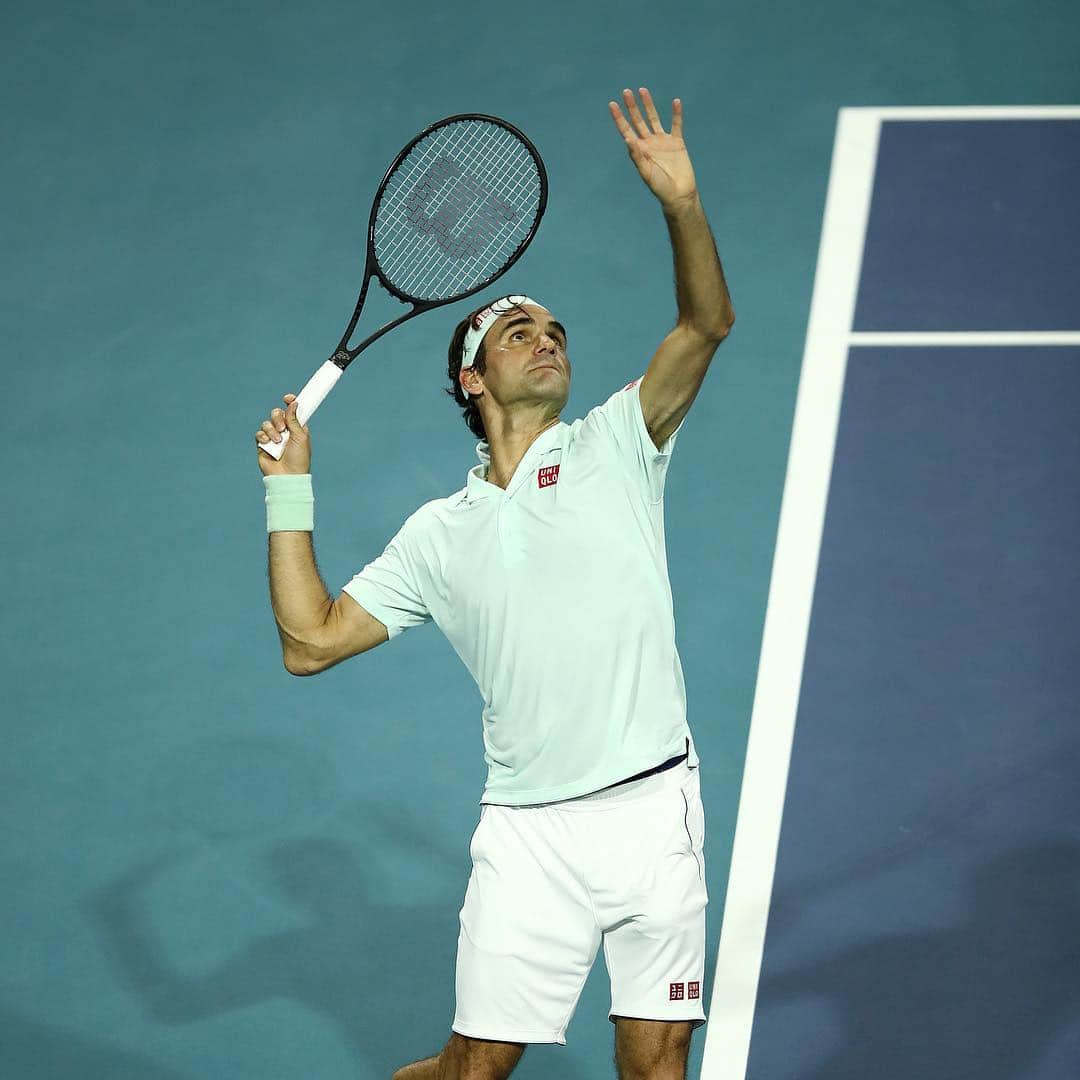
[714,112,1080,1079]
[854,119,1080,331]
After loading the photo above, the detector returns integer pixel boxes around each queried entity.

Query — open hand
[608,87,698,211]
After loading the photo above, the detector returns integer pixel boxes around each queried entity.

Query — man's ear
[462,368,483,397]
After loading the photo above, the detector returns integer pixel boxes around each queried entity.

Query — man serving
[257,87,734,1080]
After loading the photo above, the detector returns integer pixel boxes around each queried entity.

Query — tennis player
[257,88,734,1080]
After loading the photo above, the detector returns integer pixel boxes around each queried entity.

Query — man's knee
[441,1031,526,1079]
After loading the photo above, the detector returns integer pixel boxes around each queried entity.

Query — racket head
[366,113,548,308]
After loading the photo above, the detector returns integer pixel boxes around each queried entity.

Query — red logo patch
[669,982,685,1001]
[688,981,700,1000]
[623,377,642,391]
[538,464,560,488]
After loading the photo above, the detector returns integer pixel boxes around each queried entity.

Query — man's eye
[511,329,564,348]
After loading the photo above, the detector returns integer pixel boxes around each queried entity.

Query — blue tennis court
[706,109,1080,1079]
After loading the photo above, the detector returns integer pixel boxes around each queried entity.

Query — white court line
[700,102,1080,1080]
[843,105,1080,120]
[850,332,1080,346]
[699,106,881,1079]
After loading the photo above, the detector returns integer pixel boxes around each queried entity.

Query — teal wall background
[4,1,1078,1077]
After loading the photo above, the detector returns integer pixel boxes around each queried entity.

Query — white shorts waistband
[553,757,694,810]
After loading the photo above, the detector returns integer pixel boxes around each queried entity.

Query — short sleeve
[587,375,685,502]
[341,512,431,641]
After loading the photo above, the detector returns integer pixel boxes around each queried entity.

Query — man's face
[463,304,570,409]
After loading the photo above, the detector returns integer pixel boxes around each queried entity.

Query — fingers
[608,99,634,143]
[257,411,285,444]
[622,87,655,138]
[610,88,675,145]
[637,87,665,133]
[255,394,297,444]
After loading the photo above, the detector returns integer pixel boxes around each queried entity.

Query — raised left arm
[609,88,735,449]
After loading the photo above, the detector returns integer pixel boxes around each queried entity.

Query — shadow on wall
[82,793,594,1078]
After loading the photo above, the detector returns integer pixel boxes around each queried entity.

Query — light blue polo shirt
[342,375,700,805]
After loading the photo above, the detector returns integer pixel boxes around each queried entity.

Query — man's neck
[484,414,561,490]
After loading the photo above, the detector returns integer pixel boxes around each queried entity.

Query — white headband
[460,294,549,399]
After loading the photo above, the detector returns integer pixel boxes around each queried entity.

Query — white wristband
[264,474,314,532]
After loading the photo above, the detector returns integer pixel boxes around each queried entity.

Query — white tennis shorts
[453,757,707,1045]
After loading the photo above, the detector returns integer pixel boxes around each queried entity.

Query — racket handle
[259,360,344,459]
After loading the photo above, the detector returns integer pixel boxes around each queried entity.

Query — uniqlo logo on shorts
[688,981,700,1000]
[669,982,685,1001]
[538,464,560,488]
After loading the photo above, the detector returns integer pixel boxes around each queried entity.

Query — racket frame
[327,112,549,372]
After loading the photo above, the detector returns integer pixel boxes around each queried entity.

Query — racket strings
[378,125,536,296]
[392,151,532,292]
[379,122,535,272]
[374,120,542,301]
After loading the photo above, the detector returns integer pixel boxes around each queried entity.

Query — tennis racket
[259,112,548,459]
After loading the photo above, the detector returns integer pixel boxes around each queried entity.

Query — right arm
[268,529,332,674]
[268,530,388,675]
[259,393,389,676]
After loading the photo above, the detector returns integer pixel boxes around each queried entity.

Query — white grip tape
[259,359,344,459]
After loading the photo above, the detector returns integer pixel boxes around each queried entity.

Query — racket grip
[259,360,344,459]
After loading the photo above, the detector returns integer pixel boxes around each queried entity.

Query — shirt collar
[466,421,566,502]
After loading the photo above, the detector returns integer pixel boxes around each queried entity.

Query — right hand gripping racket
[259,113,548,458]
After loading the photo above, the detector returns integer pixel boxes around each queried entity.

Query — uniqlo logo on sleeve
[688,981,700,1000]
[538,464,560,488]
[669,982,685,1001]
